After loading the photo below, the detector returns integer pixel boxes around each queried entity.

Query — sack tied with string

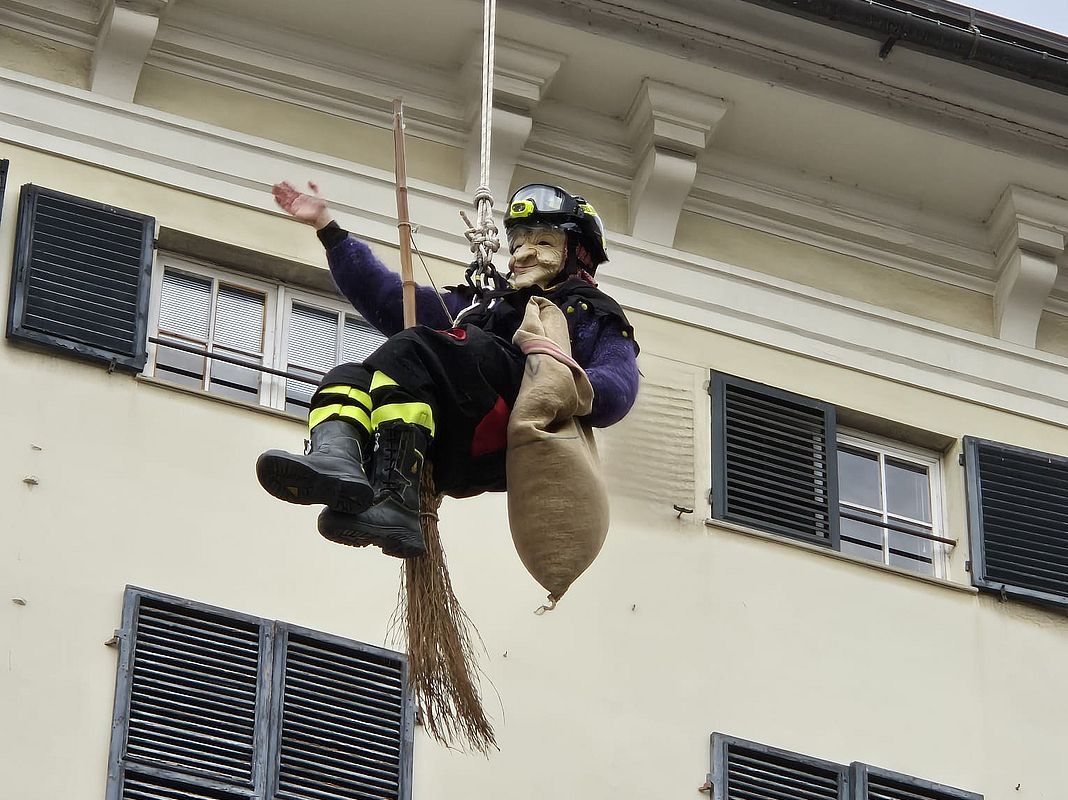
[507,297,610,605]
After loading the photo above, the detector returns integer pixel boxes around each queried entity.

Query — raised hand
[272,180,333,229]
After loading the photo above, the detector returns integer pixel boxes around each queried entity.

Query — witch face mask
[507,226,566,289]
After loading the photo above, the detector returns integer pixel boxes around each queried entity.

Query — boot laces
[375,429,410,494]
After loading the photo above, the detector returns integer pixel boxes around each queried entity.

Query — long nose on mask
[510,243,540,269]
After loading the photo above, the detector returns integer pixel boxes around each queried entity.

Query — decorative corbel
[989,186,1068,347]
[462,38,564,205]
[91,0,171,103]
[626,79,728,246]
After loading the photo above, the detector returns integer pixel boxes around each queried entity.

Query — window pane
[838,446,881,509]
[158,271,211,340]
[889,521,935,575]
[286,366,324,415]
[209,346,261,401]
[155,338,205,389]
[214,285,265,353]
[885,458,931,522]
[286,304,338,414]
[343,314,385,363]
[839,510,883,563]
[289,303,338,372]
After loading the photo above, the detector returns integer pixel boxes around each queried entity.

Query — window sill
[136,374,306,426]
[705,518,978,596]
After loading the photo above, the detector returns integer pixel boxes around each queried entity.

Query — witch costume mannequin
[256,181,640,558]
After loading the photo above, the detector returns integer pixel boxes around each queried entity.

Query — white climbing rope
[464,0,501,279]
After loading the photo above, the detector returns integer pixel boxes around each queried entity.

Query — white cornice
[626,79,728,243]
[151,12,464,135]
[989,186,1068,346]
[461,37,565,116]
[525,101,632,186]
[625,79,728,158]
[461,38,564,199]
[502,0,1068,168]
[5,71,1068,430]
[0,0,96,49]
[0,0,1036,292]
[91,0,171,102]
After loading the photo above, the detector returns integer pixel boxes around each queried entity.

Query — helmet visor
[506,184,574,221]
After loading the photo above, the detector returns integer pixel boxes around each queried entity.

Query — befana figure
[256,181,639,557]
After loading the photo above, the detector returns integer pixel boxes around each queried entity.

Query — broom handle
[393,98,417,330]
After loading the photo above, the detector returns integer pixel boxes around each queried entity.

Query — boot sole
[317,511,426,559]
[256,451,374,515]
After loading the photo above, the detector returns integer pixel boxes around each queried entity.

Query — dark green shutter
[711,734,848,800]
[108,588,414,800]
[852,763,982,800]
[272,625,414,800]
[711,373,840,546]
[0,160,8,221]
[108,590,270,800]
[7,185,154,370]
[964,437,1068,608]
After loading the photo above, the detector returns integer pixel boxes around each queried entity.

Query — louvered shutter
[108,588,269,800]
[108,589,414,800]
[963,437,1068,607]
[7,185,154,371]
[711,373,840,546]
[0,160,8,220]
[711,734,848,800]
[852,763,982,800]
[272,625,414,800]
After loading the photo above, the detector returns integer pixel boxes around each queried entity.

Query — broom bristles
[392,464,497,754]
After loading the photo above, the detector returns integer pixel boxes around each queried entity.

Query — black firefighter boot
[255,419,374,514]
[317,420,430,558]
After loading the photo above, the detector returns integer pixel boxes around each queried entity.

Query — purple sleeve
[319,225,469,336]
[579,318,639,428]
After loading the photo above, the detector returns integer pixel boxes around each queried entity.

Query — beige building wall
[2,144,1068,800]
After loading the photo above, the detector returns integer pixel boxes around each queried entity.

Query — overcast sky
[968,0,1068,36]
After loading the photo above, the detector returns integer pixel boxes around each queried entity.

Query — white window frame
[836,428,949,578]
[273,286,355,412]
[147,255,278,406]
[146,255,383,414]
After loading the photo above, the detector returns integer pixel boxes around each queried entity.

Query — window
[107,587,414,800]
[146,258,386,413]
[964,436,1068,608]
[709,373,950,577]
[709,733,982,800]
[153,268,273,402]
[838,432,946,576]
[6,183,154,371]
[279,288,384,414]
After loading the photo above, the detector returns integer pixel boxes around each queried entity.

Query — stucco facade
[2,2,1068,799]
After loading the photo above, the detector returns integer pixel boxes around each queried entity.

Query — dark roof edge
[736,0,1068,96]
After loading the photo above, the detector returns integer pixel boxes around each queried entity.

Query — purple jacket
[318,225,639,427]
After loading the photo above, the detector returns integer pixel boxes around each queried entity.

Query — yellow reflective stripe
[579,202,598,217]
[317,385,371,409]
[371,402,435,436]
[369,371,399,391]
[308,403,371,433]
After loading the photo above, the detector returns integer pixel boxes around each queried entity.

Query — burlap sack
[507,297,610,605]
